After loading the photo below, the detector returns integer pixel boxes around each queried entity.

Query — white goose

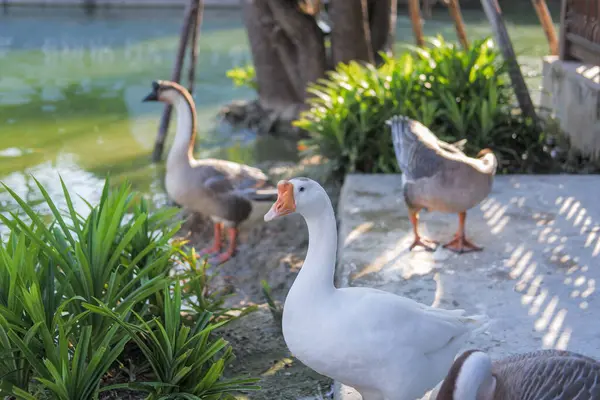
[264,177,489,400]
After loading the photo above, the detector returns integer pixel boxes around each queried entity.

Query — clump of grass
[261,280,283,327]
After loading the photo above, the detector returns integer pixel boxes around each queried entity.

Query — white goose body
[264,178,489,400]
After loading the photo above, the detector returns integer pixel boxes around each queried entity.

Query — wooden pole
[531,0,558,55]
[187,0,204,94]
[481,0,539,128]
[408,0,425,47]
[422,0,432,19]
[152,0,194,163]
[558,0,569,60]
[447,0,469,48]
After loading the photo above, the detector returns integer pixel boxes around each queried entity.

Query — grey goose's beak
[142,81,161,102]
[142,91,158,102]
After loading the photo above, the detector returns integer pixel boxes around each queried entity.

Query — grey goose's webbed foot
[443,234,482,254]
[408,209,438,251]
[208,227,238,265]
[442,211,483,254]
[410,236,438,251]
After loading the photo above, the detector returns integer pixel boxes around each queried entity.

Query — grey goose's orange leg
[197,222,223,257]
[408,209,437,251]
[443,211,482,254]
[209,227,238,265]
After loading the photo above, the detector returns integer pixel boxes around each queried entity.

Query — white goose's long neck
[290,201,338,299]
[166,94,197,169]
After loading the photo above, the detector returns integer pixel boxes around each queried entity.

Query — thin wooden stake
[481,0,539,128]
[447,0,469,48]
[408,0,424,47]
[187,0,204,94]
[531,0,558,55]
[152,0,195,163]
[558,0,569,60]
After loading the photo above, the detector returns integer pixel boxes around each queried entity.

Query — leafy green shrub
[294,36,552,177]
[226,64,258,91]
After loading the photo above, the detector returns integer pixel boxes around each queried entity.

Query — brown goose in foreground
[387,115,497,254]
[143,80,277,265]
[435,349,600,399]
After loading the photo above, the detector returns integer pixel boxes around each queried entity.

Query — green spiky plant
[0,176,179,399]
[0,176,259,399]
[86,281,260,399]
[0,177,181,348]
[175,247,257,325]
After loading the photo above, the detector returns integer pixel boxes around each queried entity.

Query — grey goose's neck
[166,87,198,169]
[437,350,496,400]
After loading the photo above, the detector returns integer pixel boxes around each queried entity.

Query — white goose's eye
[298,186,305,193]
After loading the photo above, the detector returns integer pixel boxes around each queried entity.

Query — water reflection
[0,6,297,221]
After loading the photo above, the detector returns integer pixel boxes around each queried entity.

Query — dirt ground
[175,161,340,400]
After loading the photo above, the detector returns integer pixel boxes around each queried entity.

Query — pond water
[0,2,560,217]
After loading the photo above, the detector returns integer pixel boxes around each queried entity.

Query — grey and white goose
[143,80,277,265]
[387,115,497,254]
[435,349,600,400]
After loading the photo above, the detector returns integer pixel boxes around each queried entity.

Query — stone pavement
[334,174,600,399]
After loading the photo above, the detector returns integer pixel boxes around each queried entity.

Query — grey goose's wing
[495,353,600,400]
[387,115,445,181]
[199,159,277,202]
[494,350,599,367]
[438,138,467,154]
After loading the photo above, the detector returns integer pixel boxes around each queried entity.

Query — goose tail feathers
[386,115,411,167]
[462,314,492,336]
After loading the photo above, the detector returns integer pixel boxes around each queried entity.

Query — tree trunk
[237,0,396,136]
[242,0,300,111]
[242,0,326,112]
[267,0,327,100]
[330,0,374,65]
[368,0,398,64]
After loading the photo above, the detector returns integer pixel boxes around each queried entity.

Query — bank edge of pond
[2,0,240,8]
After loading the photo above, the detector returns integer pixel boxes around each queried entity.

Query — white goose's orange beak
[264,180,296,222]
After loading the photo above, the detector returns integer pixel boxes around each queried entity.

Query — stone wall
[540,55,600,160]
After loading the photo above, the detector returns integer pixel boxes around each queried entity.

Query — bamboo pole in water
[152,0,194,163]
[481,0,539,128]
[531,0,558,55]
[187,0,204,94]
[407,0,424,46]
[447,0,469,48]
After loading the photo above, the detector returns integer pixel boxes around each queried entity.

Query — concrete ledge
[334,174,600,399]
[540,55,600,160]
